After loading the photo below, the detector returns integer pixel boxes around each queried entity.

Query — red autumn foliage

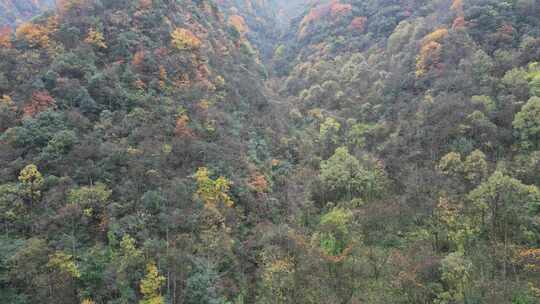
[301,0,351,28]
[330,1,352,17]
[349,16,367,32]
[452,16,466,29]
[24,91,56,117]
[0,26,12,48]
[499,23,514,36]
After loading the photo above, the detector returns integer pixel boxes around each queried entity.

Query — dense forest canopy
[0,0,539,303]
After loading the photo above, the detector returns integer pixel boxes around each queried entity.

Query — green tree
[318,207,353,256]
[68,183,112,217]
[319,147,387,203]
[436,252,472,304]
[463,149,489,186]
[513,97,540,150]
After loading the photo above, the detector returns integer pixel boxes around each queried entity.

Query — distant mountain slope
[0,0,54,26]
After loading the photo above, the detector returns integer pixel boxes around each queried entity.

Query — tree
[171,28,201,50]
[18,164,44,204]
[513,97,540,150]
[47,251,80,303]
[318,207,353,257]
[320,117,341,154]
[463,150,488,186]
[68,183,111,217]
[15,22,50,48]
[319,147,387,203]
[438,152,464,177]
[139,262,165,304]
[416,28,448,77]
[174,114,194,138]
[194,167,233,209]
[436,252,472,304]
[468,170,540,282]
[0,26,12,48]
[23,91,56,117]
[228,15,248,35]
[85,28,107,49]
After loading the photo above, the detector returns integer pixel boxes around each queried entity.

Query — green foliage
[319,207,353,256]
[513,97,540,150]
[1,0,540,303]
[468,171,540,242]
[319,147,387,203]
[436,252,472,304]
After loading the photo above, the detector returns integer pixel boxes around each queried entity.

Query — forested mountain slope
[0,0,540,303]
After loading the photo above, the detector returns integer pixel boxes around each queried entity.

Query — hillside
[1,0,540,303]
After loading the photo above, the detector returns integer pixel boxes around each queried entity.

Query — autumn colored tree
[18,164,44,205]
[194,167,234,209]
[416,28,448,77]
[174,114,194,138]
[0,26,12,48]
[229,15,248,35]
[15,22,50,48]
[349,16,367,32]
[24,91,56,117]
[84,28,107,49]
[171,28,201,50]
[139,262,165,304]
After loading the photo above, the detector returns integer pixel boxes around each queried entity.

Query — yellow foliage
[16,22,50,48]
[19,164,44,201]
[0,95,15,111]
[85,28,107,49]
[416,40,443,77]
[47,252,81,279]
[421,28,449,45]
[171,28,201,50]
[195,167,234,209]
[197,99,210,112]
[81,300,95,304]
[517,248,540,272]
[139,262,165,304]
